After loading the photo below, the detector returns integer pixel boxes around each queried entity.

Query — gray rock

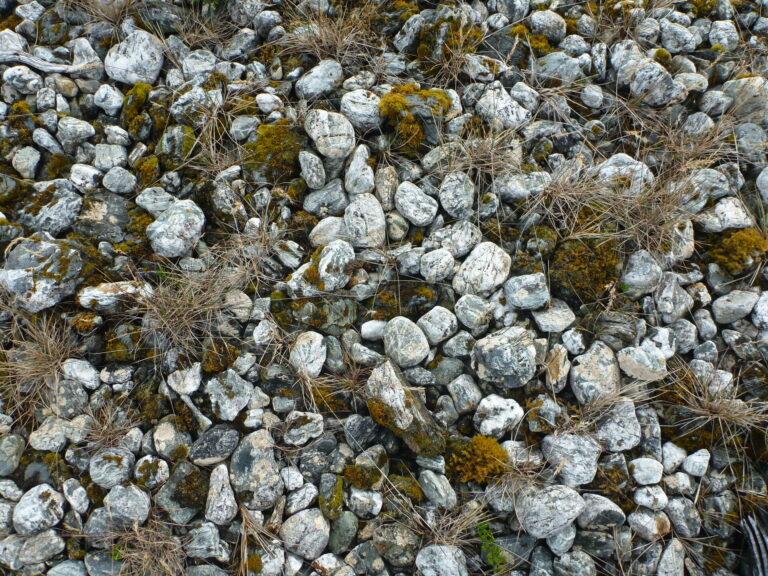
[280,508,329,560]
[11,146,39,179]
[340,89,381,132]
[295,59,343,100]
[284,411,324,446]
[344,193,385,248]
[532,299,575,333]
[303,178,349,217]
[0,232,83,313]
[417,306,458,345]
[530,10,566,42]
[629,59,684,106]
[299,150,326,189]
[577,494,626,529]
[627,508,671,541]
[0,435,24,476]
[472,326,536,386]
[629,457,664,485]
[419,248,455,284]
[383,316,430,368]
[722,77,768,122]
[415,545,468,576]
[229,430,284,510]
[682,449,709,476]
[534,52,586,84]
[146,199,205,258]
[167,363,203,395]
[3,66,42,94]
[712,290,759,324]
[133,455,169,491]
[553,550,596,576]
[620,250,662,298]
[665,496,701,537]
[304,110,356,159]
[286,483,319,515]
[0,529,65,570]
[475,82,531,130]
[104,29,164,84]
[372,524,419,567]
[595,399,641,452]
[103,484,150,527]
[660,19,697,53]
[102,166,136,195]
[542,434,601,487]
[617,343,667,381]
[345,145,375,195]
[504,273,549,310]
[189,425,239,466]
[394,181,438,227]
[206,369,253,421]
[185,522,229,561]
[205,464,237,525]
[473,394,523,439]
[12,484,64,535]
[89,448,134,489]
[516,485,585,539]
[657,538,685,576]
[290,331,327,377]
[455,294,493,330]
[570,341,620,405]
[453,242,511,296]
[439,172,475,219]
[94,84,124,116]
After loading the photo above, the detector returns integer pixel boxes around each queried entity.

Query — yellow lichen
[378,84,452,157]
[708,227,768,276]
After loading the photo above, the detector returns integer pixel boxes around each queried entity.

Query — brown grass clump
[232,504,279,576]
[0,303,78,428]
[112,516,186,576]
[274,1,380,68]
[82,401,139,455]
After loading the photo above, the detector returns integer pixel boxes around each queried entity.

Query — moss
[201,339,238,373]
[6,101,41,148]
[286,210,319,244]
[135,458,161,490]
[173,466,209,509]
[120,82,153,138]
[654,48,671,68]
[378,84,452,157]
[415,15,484,76]
[508,24,529,37]
[45,153,73,179]
[586,460,635,514]
[70,311,101,334]
[344,464,382,490]
[389,474,424,502]
[104,324,140,363]
[691,0,716,16]
[445,435,508,485]
[201,70,228,91]
[67,537,86,560]
[365,281,439,321]
[0,13,22,31]
[708,227,768,276]
[246,554,263,574]
[135,155,160,189]
[242,120,305,184]
[549,239,622,307]
[319,475,344,519]
[528,34,554,56]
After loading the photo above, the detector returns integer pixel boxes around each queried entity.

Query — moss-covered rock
[549,239,622,307]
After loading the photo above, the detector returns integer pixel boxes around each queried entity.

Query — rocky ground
[0,0,767,575]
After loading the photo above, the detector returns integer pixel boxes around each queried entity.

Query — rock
[616,343,667,381]
[341,89,381,132]
[532,299,575,333]
[205,464,238,525]
[472,327,536,386]
[383,316,430,368]
[473,394,524,438]
[229,430,284,510]
[206,369,252,421]
[103,484,151,527]
[629,59,684,106]
[712,290,759,324]
[11,146,40,179]
[657,539,685,576]
[0,530,65,570]
[516,485,585,539]
[665,496,701,537]
[417,306,458,345]
[682,449,710,477]
[185,522,229,561]
[620,250,662,298]
[304,110,356,159]
[627,508,670,541]
[394,181,438,227]
[439,172,475,219]
[167,363,203,395]
[284,411,324,446]
[553,550,596,576]
[146,199,205,258]
[190,425,239,466]
[102,166,136,195]
[570,341,620,405]
[344,193,385,248]
[13,484,65,536]
[295,59,343,100]
[418,470,457,509]
[365,360,445,456]
[628,457,664,485]
[290,331,327,377]
[577,494,626,529]
[94,84,124,115]
[419,249,455,284]
[104,29,164,84]
[595,399,641,452]
[415,545,468,576]
[89,448,135,489]
[0,435,25,476]
[345,145,375,195]
[475,82,531,130]
[453,242,511,296]
[542,434,601,487]
[299,151,326,189]
[280,508,329,560]
[504,273,549,310]
[0,232,83,313]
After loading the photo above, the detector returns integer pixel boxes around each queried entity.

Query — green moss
[120,82,153,139]
[201,339,238,373]
[246,554,263,574]
[378,84,452,157]
[549,239,622,307]
[6,101,41,148]
[344,464,382,490]
[708,227,768,276]
[173,465,209,509]
[654,48,671,67]
[389,474,424,502]
[135,458,161,490]
[365,281,439,321]
[104,324,140,363]
[319,474,344,519]
[691,0,716,16]
[0,13,22,31]
[243,120,305,184]
[135,155,160,189]
[415,15,484,76]
[445,435,508,485]
[528,34,553,56]
[45,153,73,179]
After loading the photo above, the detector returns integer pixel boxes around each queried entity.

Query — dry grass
[82,401,139,455]
[112,516,186,576]
[63,0,143,27]
[0,303,78,428]
[658,358,768,456]
[274,1,380,69]
[232,504,281,576]
[302,357,370,416]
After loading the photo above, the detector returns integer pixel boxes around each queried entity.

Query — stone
[284,411,324,446]
[295,59,343,100]
[532,299,575,333]
[102,166,136,195]
[473,394,524,439]
[344,193,385,248]
[453,242,511,296]
[628,457,664,485]
[682,449,710,477]
[340,89,381,132]
[280,508,330,560]
[516,485,585,539]
[304,110,356,159]
[146,199,205,259]
[345,145,375,195]
[167,363,203,395]
[577,494,626,529]
[290,331,327,377]
[617,343,667,381]
[472,326,536,387]
[205,464,238,525]
[417,306,458,345]
[105,29,164,85]
[383,316,430,368]
[595,399,642,452]
[627,509,671,541]
[542,434,601,487]
[475,82,531,130]
[439,172,475,219]
[206,370,252,421]
[13,484,65,536]
[569,341,620,405]
[189,425,240,466]
[712,290,759,324]
[230,430,283,510]
[394,181,438,227]
[103,484,151,527]
[89,448,135,489]
[504,273,549,310]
